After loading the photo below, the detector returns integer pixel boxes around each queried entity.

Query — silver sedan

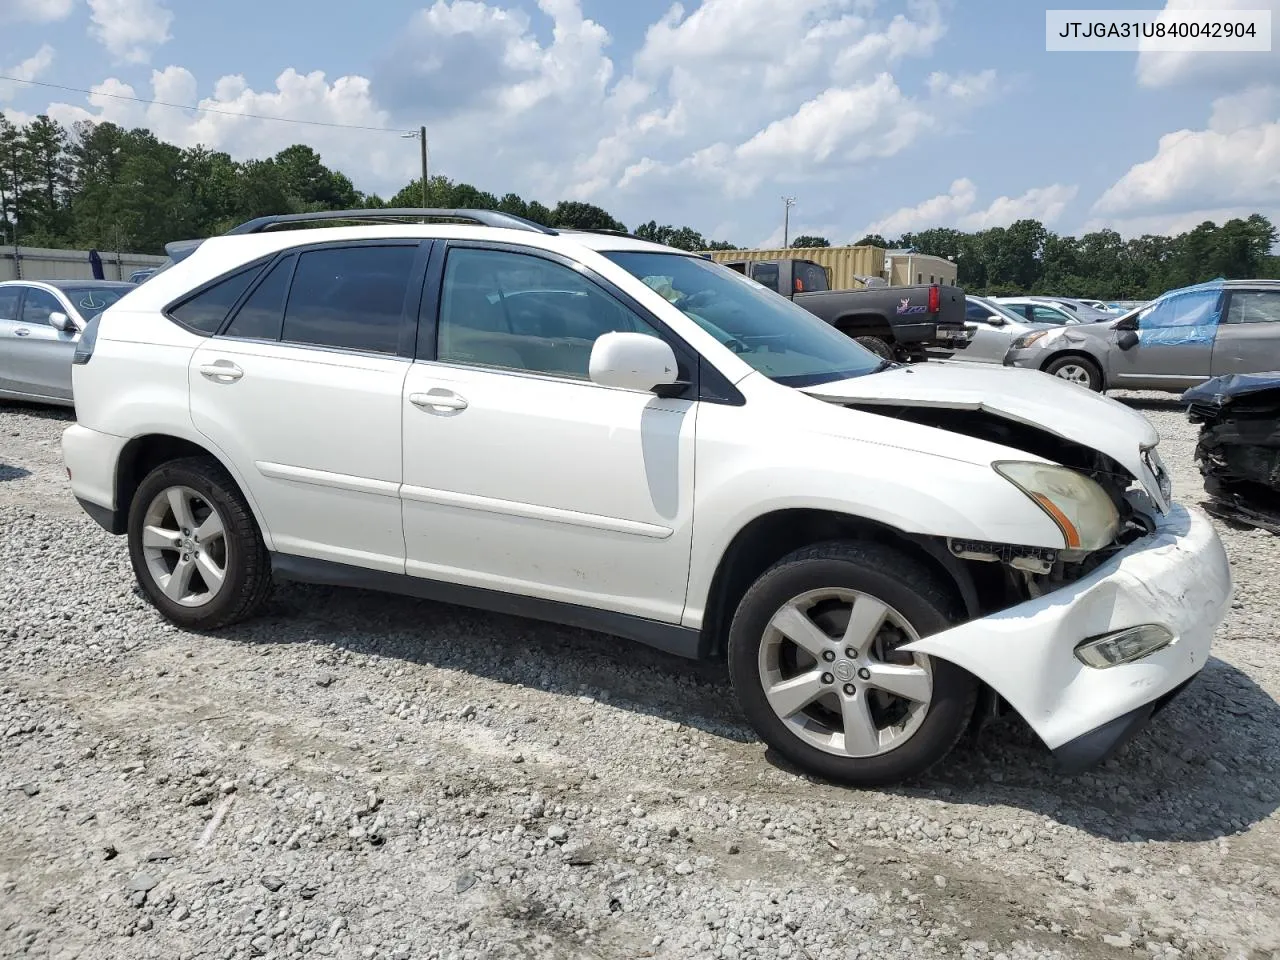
[0,280,135,406]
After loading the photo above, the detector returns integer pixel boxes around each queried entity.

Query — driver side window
[19,288,63,326]
[434,248,659,380]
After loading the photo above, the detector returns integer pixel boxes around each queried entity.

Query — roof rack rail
[224,208,559,237]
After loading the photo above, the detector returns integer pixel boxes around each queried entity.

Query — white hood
[800,363,1170,511]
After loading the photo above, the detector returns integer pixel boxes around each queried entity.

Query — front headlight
[994,461,1120,551]
[1011,330,1050,349]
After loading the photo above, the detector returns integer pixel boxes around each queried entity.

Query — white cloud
[1081,207,1268,238]
[1136,0,1280,89]
[0,0,73,22]
[22,0,1003,244]
[863,178,1079,237]
[926,69,997,102]
[42,67,416,192]
[1092,87,1280,219]
[88,0,174,64]
[0,45,55,102]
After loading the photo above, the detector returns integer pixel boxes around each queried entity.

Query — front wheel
[1044,355,1103,392]
[727,542,977,787]
[127,456,273,630]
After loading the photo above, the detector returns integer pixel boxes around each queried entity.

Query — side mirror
[1114,316,1138,331]
[589,332,682,394]
[986,314,1007,327]
[1117,331,1140,350]
[49,311,73,332]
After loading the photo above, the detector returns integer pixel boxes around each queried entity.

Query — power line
[0,75,416,134]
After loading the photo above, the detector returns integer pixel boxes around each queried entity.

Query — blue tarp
[1136,278,1224,346]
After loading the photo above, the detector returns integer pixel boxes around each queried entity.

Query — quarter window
[435,248,658,380]
[223,256,294,340]
[281,245,415,354]
[169,263,267,334]
[1225,291,1280,324]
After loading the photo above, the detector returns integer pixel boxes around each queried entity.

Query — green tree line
[2,111,1276,299]
[841,216,1280,299]
[0,112,735,256]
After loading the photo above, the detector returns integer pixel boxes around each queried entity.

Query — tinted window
[170,264,266,334]
[19,288,62,324]
[436,248,657,380]
[750,262,779,289]
[224,256,293,340]
[606,251,885,387]
[281,245,414,354]
[1226,291,1280,324]
[0,288,20,320]
[965,300,991,322]
[794,261,828,293]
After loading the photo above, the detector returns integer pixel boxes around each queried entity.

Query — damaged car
[61,208,1232,787]
[1185,372,1280,533]
[1003,279,1280,393]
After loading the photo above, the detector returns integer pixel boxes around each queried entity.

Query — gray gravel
[2,393,1279,960]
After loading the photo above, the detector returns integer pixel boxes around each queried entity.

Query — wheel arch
[834,313,893,341]
[697,507,980,659]
[113,433,274,548]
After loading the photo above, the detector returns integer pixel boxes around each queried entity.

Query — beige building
[701,244,957,290]
[884,249,957,287]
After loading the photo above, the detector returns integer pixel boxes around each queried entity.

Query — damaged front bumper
[899,503,1231,772]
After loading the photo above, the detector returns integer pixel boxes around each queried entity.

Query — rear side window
[223,256,294,340]
[169,263,266,334]
[280,245,415,354]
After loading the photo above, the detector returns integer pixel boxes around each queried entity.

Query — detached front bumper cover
[899,503,1231,769]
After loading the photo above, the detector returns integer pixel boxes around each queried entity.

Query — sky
[0,0,1278,247]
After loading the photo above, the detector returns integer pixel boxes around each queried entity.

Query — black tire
[727,541,978,787]
[1043,354,1103,392]
[853,335,895,362]
[127,455,273,630]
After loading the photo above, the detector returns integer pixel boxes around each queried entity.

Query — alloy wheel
[140,485,229,608]
[1053,363,1092,386]
[757,588,933,758]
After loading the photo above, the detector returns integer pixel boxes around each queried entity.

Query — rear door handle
[409,390,468,411]
[198,360,244,383]
[14,328,30,336]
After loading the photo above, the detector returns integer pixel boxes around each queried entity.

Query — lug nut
[822,650,835,662]
[858,667,872,680]
[845,647,857,658]
[821,673,834,685]
[843,684,856,696]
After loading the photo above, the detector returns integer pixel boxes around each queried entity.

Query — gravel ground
[1,393,1278,960]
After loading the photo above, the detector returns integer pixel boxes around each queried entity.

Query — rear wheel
[1044,355,1102,392]
[853,335,895,362]
[127,456,273,630]
[727,541,977,787]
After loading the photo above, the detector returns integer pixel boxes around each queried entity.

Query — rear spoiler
[164,239,204,263]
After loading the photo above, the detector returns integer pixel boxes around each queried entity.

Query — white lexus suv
[62,209,1231,786]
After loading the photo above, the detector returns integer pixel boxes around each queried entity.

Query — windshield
[974,296,1025,323]
[61,286,128,322]
[603,251,884,387]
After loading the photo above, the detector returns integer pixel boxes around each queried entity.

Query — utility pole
[405,127,429,207]
[782,196,796,248]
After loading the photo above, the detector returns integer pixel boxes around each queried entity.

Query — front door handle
[409,390,468,412]
[198,360,244,383]
[14,328,30,336]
